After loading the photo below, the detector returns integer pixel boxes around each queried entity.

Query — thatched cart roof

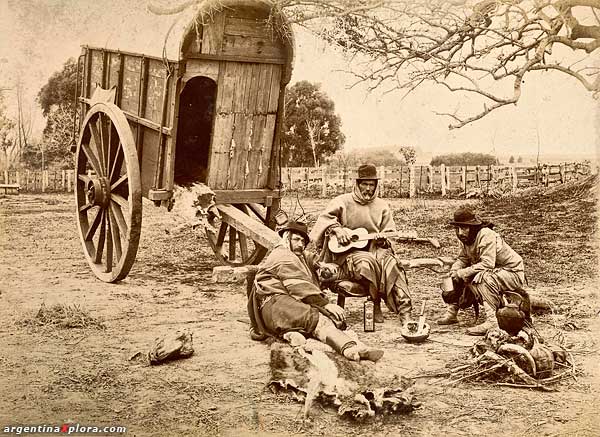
[82,0,294,71]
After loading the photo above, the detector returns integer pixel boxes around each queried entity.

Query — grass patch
[20,303,105,329]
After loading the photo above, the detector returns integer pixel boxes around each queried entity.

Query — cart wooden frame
[74,0,293,282]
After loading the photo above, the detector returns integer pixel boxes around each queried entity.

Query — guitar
[328,227,440,254]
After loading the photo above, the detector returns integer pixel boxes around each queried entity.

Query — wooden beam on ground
[216,203,280,251]
[212,257,457,283]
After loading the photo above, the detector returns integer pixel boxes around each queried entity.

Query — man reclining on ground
[247,220,384,362]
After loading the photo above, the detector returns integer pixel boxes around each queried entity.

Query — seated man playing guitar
[310,163,412,325]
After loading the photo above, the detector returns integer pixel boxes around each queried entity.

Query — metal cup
[440,275,454,292]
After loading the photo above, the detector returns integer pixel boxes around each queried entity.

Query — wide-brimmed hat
[278,221,310,242]
[449,207,483,226]
[357,164,379,180]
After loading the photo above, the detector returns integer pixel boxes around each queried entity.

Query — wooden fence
[1,169,75,193]
[281,162,594,198]
[1,161,593,197]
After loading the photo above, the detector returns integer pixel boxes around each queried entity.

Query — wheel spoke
[85,208,102,241]
[111,174,128,191]
[94,210,107,264]
[108,206,123,262]
[78,173,92,185]
[239,232,249,260]
[100,114,111,176]
[111,193,129,210]
[229,227,237,262]
[110,146,124,183]
[247,203,266,223]
[79,203,93,213]
[216,222,228,248]
[81,141,103,176]
[110,200,128,237]
[89,117,106,176]
[105,212,113,273]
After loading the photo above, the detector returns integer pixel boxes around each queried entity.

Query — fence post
[304,167,309,193]
[67,170,73,192]
[511,165,517,192]
[446,166,451,193]
[440,164,446,196]
[15,171,20,187]
[3,170,8,184]
[462,166,467,193]
[409,165,416,198]
[378,165,386,197]
[559,163,565,183]
[321,166,327,197]
[427,165,433,192]
[42,170,48,192]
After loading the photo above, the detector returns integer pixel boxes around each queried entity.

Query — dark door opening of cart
[174,76,216,186]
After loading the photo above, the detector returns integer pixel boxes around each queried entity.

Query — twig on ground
[446,362,505,385]
[67,334,87,346]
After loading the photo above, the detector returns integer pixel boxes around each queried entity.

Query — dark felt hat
[278,221,310,242]
[357,164,379,180]
[449,207,483,226]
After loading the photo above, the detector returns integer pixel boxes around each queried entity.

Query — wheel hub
[86,177,110,208]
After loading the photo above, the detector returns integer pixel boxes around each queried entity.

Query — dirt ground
[0,179,599,436]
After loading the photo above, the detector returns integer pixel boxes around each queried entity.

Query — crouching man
[439,207,526,336]
[248,220,384,362]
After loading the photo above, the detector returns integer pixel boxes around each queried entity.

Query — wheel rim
[205,204,268,266]
[75,102,142,282]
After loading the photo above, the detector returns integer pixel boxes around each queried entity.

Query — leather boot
[437,304,459,325]
[373,300,384,323]
[317,319,383,362]
[466,303,498,336]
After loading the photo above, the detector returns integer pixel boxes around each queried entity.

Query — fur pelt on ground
[268,340,419,421]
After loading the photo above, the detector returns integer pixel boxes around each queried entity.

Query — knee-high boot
[313,315,384,362]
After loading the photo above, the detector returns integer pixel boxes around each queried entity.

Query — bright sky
[1,0,598,163]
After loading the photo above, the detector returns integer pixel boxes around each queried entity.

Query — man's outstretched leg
[313,315,384,362]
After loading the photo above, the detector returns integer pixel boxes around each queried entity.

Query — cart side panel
[107,52,121,103]
[258,64,281,188]
[144,59,167,125]
[207,61,281,190]
[121,56,142,115]
[89,50,104,90]
[139,127,160,196]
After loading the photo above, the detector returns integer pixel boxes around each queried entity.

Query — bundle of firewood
[441,328,574,391]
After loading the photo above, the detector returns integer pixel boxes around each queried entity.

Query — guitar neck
[357,231,417,241]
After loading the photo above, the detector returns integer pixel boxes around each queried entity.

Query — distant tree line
[430,153,499,166]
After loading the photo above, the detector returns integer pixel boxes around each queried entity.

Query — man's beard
[360,188,375,198]
[457,228,479,245]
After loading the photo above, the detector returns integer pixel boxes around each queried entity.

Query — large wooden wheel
[75,102,142,282]
[206,204,271,266]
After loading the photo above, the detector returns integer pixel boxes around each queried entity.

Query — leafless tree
[148,0,600,128]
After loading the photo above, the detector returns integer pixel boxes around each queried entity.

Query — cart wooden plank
[224,16,273,39]
[201,13,225,55]
[121,55,142,115]
[216,204,280,250]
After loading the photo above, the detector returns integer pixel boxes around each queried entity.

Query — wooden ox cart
[74,0,292,282]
